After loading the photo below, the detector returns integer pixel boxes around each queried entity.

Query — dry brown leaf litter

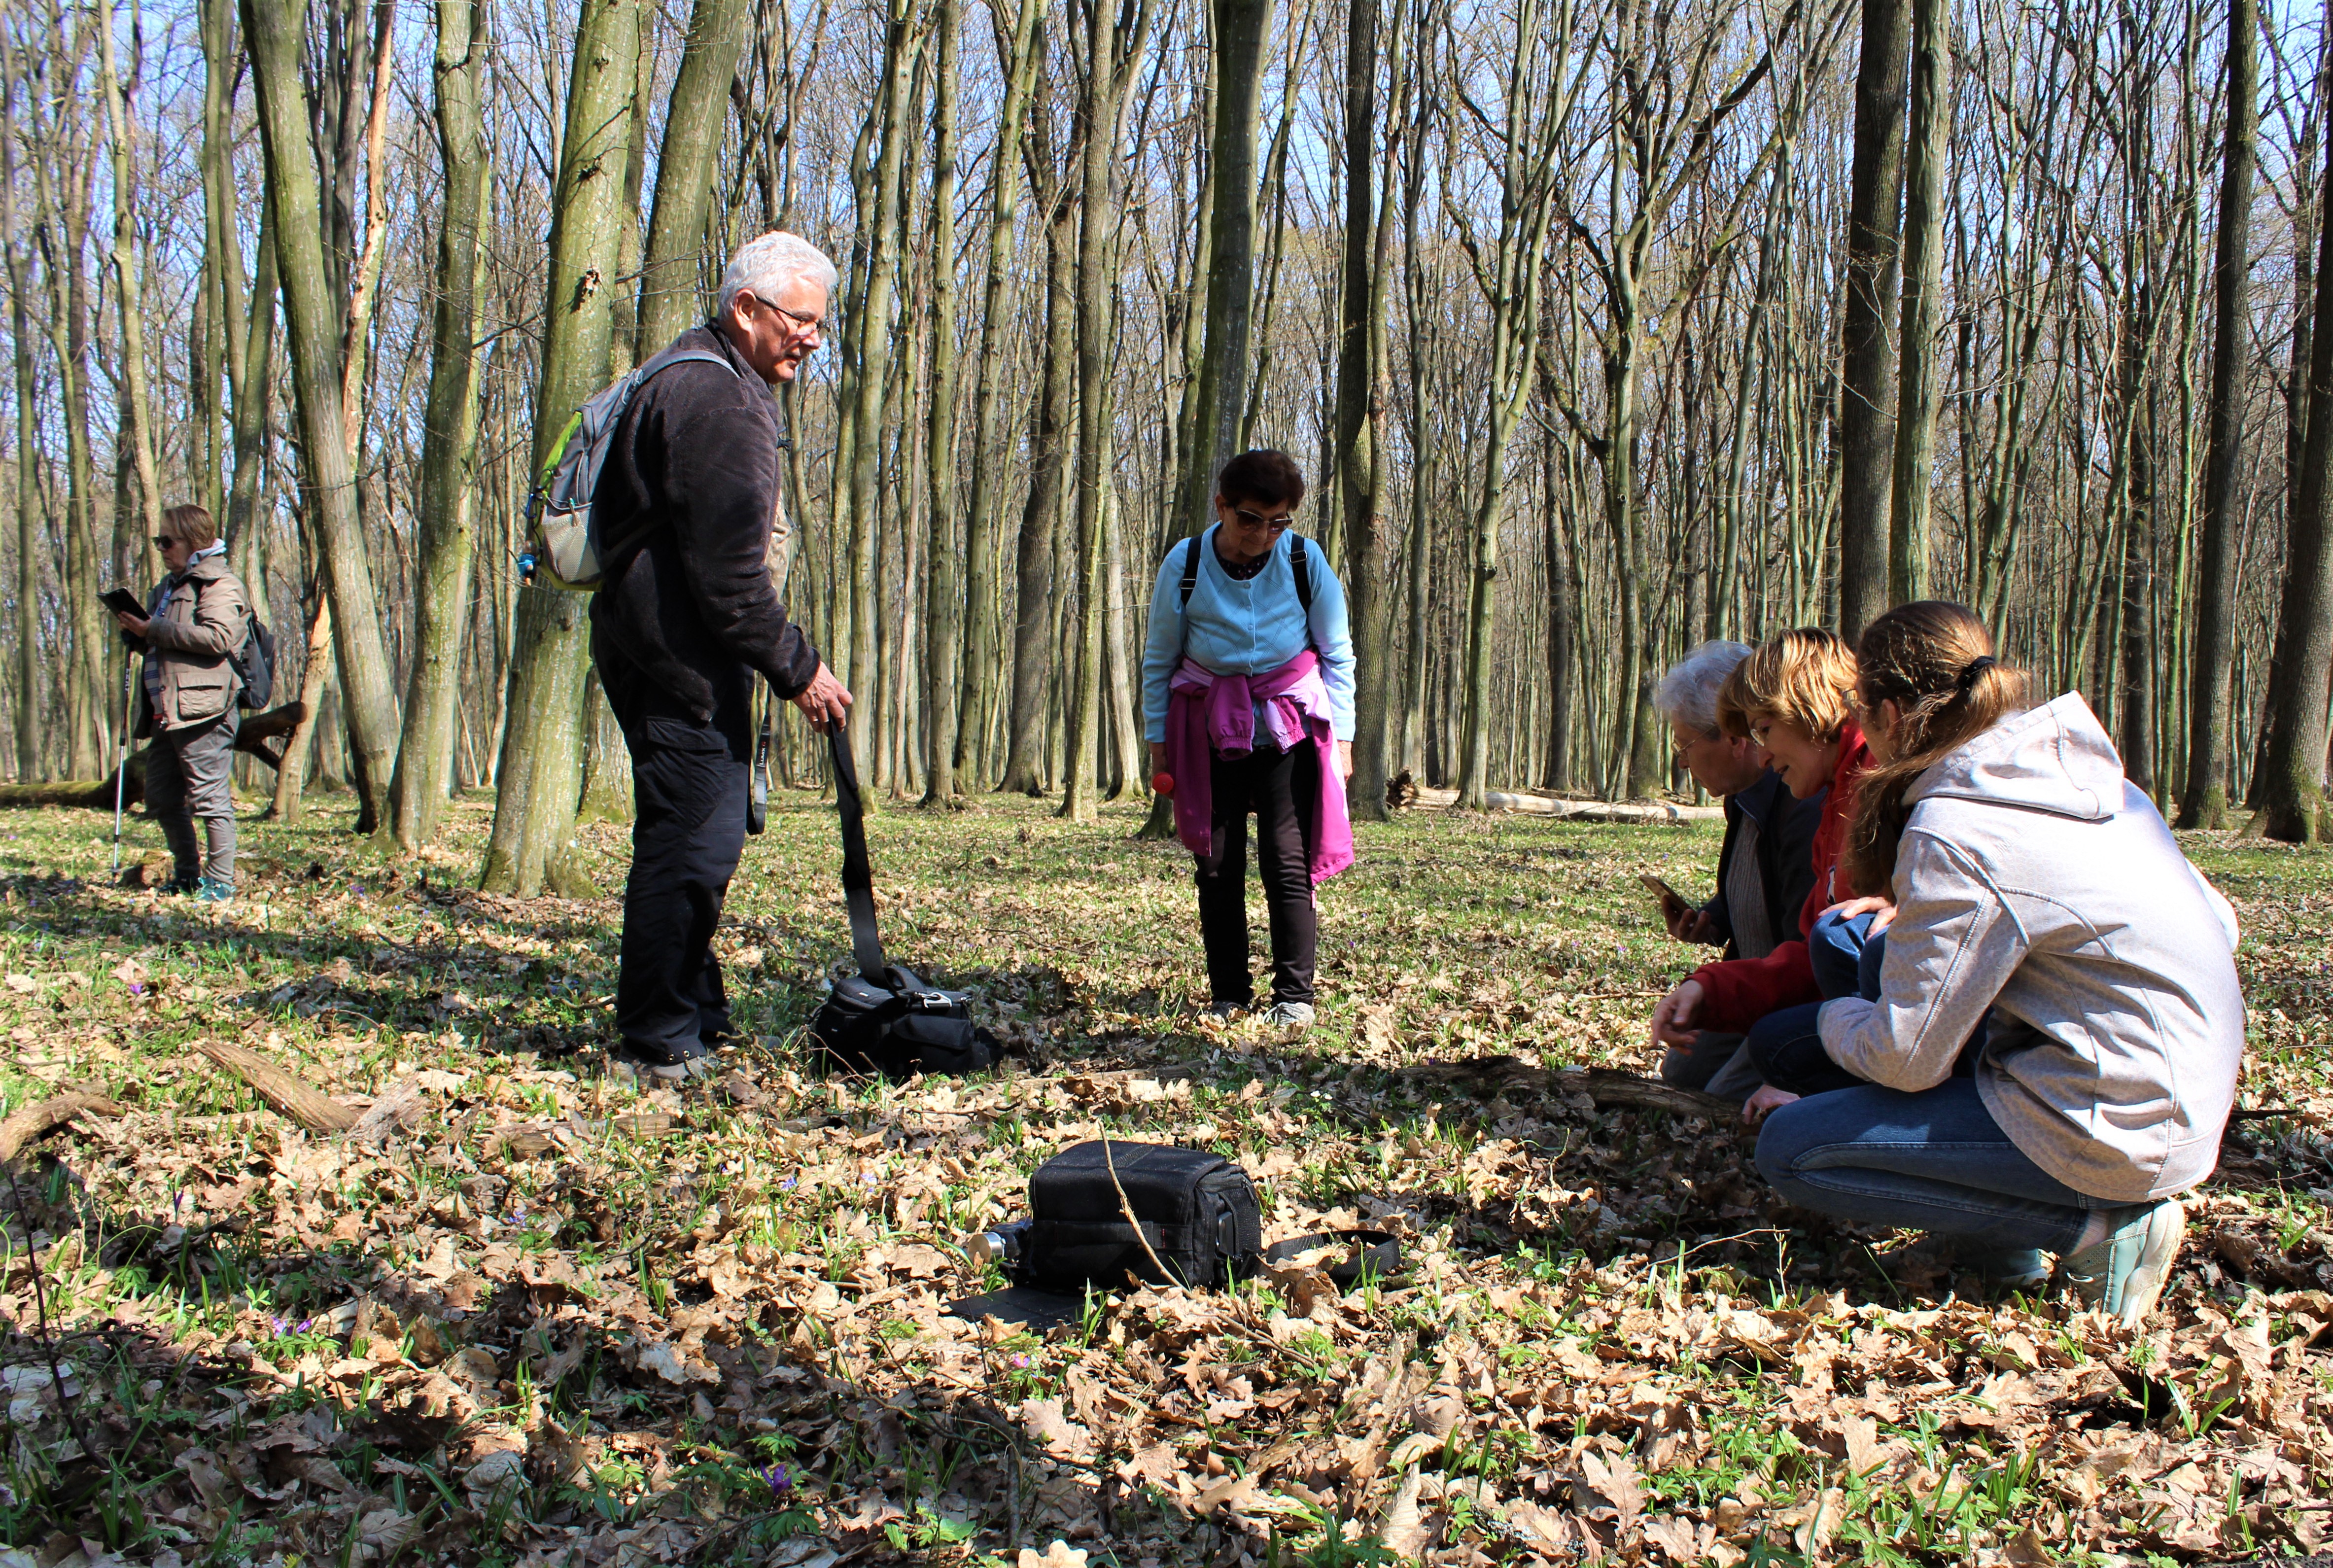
[0,796,2324,1567]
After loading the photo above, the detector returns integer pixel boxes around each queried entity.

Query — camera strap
[828,720,889,982]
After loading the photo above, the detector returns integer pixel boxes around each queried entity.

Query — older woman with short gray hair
[1648,640,1827,1096]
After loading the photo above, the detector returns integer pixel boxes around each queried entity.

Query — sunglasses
[154,534,184,549]
[1228,505,1296,529]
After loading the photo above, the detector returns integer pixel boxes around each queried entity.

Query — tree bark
[956,0,1047,788]
[2260,118,2333,842]
[637,0,751,349]
[242,0,405,834]
[1886,0,1946,603]
[2177,0,2256,830]
[479,0,642,895]
[999,179,1076,796]
[921,0,966,805]
[0,37,38,779]
[1337,0,1387,820]
[388,0,490,850]
[96,3,163,588]
[1838,0,1910,641]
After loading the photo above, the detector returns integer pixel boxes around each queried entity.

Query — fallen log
[1409,787,1723,823]
[0,703,310,810]
[1552,1067,1740,1120]
[195,1040,359,1134]
[483,1112,677,1161]
[0,1091,126,1162]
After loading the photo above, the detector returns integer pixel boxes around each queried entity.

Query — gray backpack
[522,345,738,591]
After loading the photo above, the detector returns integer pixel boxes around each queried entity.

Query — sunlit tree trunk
[242,0,405,833]
[1001,169,1076,797]
[1887,0,1946,603]
[2261,118,2333,843]
[921,0,966,805]
[1,36,39,780]
[1839,0,1909,639]
[388,0,489,850]
[2177,0,2255,829]
[479,0,642,894]
[638,0,751,348]
[96,2,163,589]
[957,0,1046,788]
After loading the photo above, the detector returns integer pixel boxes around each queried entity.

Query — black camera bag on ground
[809,721,999,1080]
[1018,1141,1262,1292]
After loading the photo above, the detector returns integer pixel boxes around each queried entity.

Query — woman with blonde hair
[1647,628,1873,1065]
[1752,601,2244,1324]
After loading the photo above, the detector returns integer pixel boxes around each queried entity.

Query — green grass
[0,787,2324,1565]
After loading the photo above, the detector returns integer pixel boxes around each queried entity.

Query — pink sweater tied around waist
[1163,648,1354,887]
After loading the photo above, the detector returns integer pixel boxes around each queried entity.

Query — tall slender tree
[1838,0,1910,639]
[2178,0,2256,829]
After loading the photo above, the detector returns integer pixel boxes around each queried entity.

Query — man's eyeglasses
[745,292,822,334]
[1229,506,1295,530]
[1671,728,1721,760]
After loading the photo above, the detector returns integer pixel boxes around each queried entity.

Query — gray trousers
[1661,1029,1763,1102]
[146,710,239,887]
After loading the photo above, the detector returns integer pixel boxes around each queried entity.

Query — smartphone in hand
[1638,872,1696,936]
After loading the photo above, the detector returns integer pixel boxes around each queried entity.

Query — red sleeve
[1688,935,1818,1032]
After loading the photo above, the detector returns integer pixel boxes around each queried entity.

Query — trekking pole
[109,653,134,878]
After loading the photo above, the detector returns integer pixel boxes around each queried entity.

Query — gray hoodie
[1817,693,2244,1204]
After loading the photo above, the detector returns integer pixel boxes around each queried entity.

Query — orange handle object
[1152,771,1176,797]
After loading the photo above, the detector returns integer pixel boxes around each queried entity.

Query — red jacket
[1688,720,1872,1032]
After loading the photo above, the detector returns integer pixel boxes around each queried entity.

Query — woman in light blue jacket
[1142,452,1356,1028]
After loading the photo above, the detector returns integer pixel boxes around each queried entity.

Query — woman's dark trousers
[1195,744,1318,1009]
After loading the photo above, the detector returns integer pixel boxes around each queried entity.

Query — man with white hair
[1649,639,1826,1097]
[590,230,852,1082]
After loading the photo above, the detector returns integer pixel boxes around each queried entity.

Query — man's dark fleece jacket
[589,321,821,718]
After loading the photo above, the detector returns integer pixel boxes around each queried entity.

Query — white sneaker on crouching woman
[2059,1197,2186,1326]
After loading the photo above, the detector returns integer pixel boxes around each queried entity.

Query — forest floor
[0,783,2327,1568]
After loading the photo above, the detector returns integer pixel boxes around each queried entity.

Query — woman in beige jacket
[113,504,251,901]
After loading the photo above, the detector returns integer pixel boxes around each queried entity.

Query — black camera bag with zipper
[1017,1141,1262,1292]
[808,721,999,1080]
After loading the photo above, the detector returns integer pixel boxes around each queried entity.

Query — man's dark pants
[1195,744,1317,1008]
[606,659,752,1063]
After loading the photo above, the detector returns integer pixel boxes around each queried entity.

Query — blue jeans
[1755,1077,2105,1253]
[1747,910,1883,1094]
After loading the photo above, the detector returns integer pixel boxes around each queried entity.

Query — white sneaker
[1259,1001,1315,1029]
[2060,1198,2186,1326]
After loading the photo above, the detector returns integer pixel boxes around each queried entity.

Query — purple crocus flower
[762,1464,791,1494]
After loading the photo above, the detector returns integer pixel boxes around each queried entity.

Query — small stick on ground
[1100,1135,1180,1286]
[195,1040,358,1134]
[0,1092,125,1163]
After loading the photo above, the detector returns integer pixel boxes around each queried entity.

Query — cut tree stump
[0,1091,126,1162]
[195,1040,359,1133]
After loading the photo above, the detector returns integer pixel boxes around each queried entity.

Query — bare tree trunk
[1337,0,1387,819]
[0,35,39,779]
[956,0,1046,788]
[638,0,751,348]
[479,0,642,895]
[1839,0,1910,640]
[921,0,966,805]
[2177,0,2255,829]
[1000,183,1075,796]
[96,3,163,587]
[242,0,405,834]
[388,0,489,850]
[2260,120,2333,842]
[1887,0,1946,602]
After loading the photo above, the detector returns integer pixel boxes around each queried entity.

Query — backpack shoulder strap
[1179,534,1203,608]
[1289,534,1313,612]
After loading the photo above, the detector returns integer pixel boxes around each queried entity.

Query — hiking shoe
[2060,1198,2186,1326]
[610,1042,719,1084]
[193,876,236,904]
[1205,1000,1247,1022]
[1957,1244,2050,1290]
[1260,1001,1315,1029]
[163,875,202,896]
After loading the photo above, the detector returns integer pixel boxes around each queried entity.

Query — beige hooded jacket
[140,553,250,732]
[1817,692,2244,1204]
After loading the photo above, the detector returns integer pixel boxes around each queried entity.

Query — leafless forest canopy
[1,0,2327,869]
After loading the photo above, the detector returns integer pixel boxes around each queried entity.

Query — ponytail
[1840,602,2030,897]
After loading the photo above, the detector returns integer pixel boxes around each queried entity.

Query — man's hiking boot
[2060,1197,2185,1326]
[610,1041,719,1084]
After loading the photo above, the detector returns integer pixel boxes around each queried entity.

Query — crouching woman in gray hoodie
[1749,601,2243,1325]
